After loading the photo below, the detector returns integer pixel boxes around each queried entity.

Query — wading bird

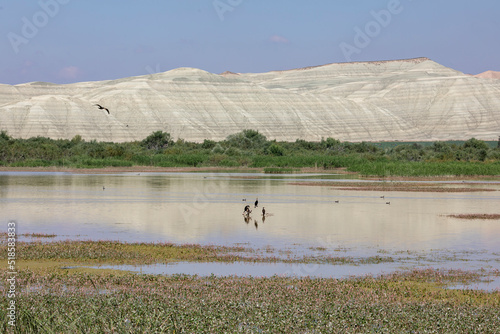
[94,104,110,114]
[262,207,265,217]
[254,198,259,208]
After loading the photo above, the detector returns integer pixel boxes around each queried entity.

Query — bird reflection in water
[243,204,270,229]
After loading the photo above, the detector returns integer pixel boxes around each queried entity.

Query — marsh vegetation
[0,265,498,332]
[1,238,499,332]
[2,130,500,176]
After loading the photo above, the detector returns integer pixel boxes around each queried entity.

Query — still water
[1,171,499,285]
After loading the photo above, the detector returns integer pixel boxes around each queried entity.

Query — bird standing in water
[254,198,259,208]
[262,207,266,217]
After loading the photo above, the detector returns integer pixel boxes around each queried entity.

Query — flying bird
[94,104,110,114]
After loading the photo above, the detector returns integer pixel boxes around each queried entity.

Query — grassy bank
[1,269,498,333]
[1,130,500,176]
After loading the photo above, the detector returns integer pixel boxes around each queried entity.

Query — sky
[1,0,499,85]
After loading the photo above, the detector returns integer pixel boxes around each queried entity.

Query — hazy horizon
[1,0,499,85]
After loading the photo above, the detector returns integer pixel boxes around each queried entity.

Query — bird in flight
[95,104,110,114]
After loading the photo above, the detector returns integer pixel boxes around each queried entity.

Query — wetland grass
[21,233,57,238]
[448,214,500,220]
[289,181,497,192]
[0,240,396,267]
[1,269,498,333]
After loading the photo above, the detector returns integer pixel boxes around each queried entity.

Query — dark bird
[262,207,266,217]
[386,202,391,205]
[334,200,339,203]
[244,205,251,214]
[102,186,105,190]
[380,196,385,199]
[254,198,259,208]
[242,198,246,202]
[94,104,110,114]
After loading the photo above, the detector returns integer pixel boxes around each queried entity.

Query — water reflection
[89,261,500,292]
[1,171,500,257]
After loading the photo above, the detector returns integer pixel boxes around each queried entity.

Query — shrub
[226,129,267,149]
[141,131,173,151]
[268,143,284,156]
[202,139,216,149]
[224,147,241,156]
[463,138,489,151]
[211,144,225,154]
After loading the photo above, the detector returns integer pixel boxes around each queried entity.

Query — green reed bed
[1,269,498,333]
[2,130,500,176]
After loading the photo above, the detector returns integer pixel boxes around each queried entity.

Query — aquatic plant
[0,269,498,332]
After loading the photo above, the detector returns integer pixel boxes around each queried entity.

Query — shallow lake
[1,171,499,288]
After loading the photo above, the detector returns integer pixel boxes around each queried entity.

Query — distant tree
[463,138,489,151]
[0,130,12,142]
[226,129,267,149]
[478,149,488,162]
[211,144,225,154]
[141,131,173,151]
[268,143,285,156]
[202,139,216,149]
[431,141,451,153]
[70,135,83,145]
[322,137,340,150]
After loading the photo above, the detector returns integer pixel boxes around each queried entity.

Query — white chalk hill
[1,57,500,142]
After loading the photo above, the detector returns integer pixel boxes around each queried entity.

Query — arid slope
[1,58,500,142]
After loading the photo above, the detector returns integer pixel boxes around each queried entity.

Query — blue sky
[1,0,499,84]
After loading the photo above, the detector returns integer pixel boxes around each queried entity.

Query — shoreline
[1,166,499,181]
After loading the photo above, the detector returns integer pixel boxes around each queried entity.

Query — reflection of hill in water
[2,58,500,142]
[2,173,500,254]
